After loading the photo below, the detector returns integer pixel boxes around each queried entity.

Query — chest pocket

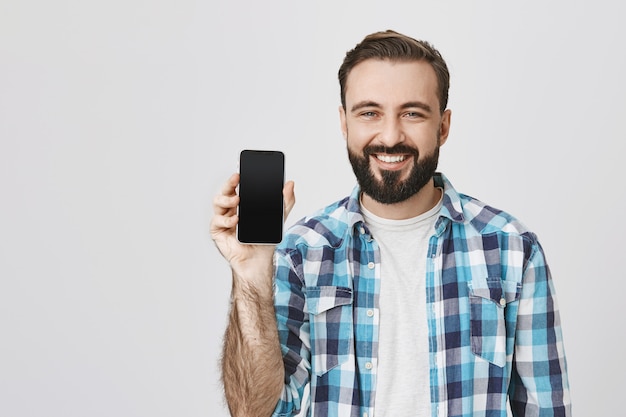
[468,277,521,367]
[305,286,353,376]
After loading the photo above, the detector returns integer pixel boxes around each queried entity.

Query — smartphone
[237,150,285,244]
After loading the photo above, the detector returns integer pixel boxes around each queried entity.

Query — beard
[347,142,440,205]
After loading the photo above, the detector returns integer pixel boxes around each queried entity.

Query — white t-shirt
[361,192,442,417]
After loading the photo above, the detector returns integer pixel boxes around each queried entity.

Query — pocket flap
[305,286,353,315]
[468,277,521,305]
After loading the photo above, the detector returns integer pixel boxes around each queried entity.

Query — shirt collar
[346,172,466,229]
[434,173,465,223]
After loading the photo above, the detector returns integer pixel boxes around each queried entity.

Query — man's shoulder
[456,191,536,240]
[437,173,535,239]
[278,193,360,251]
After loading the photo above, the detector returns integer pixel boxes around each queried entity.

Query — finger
[221,173,240,197]
[213,193,240,216]
[209,213,239,236]
[283,180,296,219]
[213,173,240,216]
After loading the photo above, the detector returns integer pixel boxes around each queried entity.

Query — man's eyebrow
[401,101,432,113]
[350,101,381,112]
[350,100,433,113]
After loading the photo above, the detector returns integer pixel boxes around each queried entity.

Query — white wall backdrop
[1,1,624,416]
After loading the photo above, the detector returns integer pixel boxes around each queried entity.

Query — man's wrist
[232,261,275,297]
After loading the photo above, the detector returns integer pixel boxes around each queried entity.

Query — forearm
[221,267,285,417]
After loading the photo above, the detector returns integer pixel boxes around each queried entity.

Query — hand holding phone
[237,150,285,244]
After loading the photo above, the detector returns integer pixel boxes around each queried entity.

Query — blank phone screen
[237,150,285,244]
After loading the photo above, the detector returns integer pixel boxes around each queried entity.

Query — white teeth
[376,154,406,163]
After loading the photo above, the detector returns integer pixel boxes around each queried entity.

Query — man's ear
[339,105,347,140]
[439,109,452,145]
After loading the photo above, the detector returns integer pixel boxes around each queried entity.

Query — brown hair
[338,30,450,113]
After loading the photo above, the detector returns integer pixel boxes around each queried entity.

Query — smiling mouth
[375,154,408,163]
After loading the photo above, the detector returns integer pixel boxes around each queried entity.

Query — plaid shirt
[271,173,571,417]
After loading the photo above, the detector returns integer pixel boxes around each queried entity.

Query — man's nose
[377,118,405,147]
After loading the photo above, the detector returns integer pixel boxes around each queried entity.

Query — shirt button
[363,413,368,417]
[500,297,506,307]
[367,309,374,317]
[365,361,373,370]
[360,227,366,234]
[367,262,375,269]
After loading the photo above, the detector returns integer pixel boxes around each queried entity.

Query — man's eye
[361,111,377,118]
[405,112,423,118]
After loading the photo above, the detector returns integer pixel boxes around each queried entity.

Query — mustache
[363,144,419,158]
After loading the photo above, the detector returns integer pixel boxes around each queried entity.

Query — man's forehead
[344,59,440,106]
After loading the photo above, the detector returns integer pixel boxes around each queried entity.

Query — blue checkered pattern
[271,173,570,417]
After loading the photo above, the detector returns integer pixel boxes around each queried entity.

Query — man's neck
[360,180,442,220]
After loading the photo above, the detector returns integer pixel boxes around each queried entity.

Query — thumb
[283,181,296,220]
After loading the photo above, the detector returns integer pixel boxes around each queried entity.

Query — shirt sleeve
[271,248,312,417]
[509,240,572,416]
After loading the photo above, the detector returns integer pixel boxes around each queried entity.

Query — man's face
[339,59,451,204]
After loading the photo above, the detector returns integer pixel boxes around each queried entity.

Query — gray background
[1,1,624,416]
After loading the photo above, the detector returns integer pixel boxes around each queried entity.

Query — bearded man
[211,30,571,417]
